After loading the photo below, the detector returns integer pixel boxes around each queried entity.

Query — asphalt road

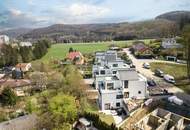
[123,48,190,103]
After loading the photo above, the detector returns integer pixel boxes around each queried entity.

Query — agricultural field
[39,39,152,63]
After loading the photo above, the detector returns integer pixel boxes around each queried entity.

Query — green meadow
[40,39,152,63]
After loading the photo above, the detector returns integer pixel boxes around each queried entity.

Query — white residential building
[0,35,9,45]
[93,50,148,110]
[162,38,183,49]
[19,42,32,47]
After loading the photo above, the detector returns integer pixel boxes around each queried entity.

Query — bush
[84,112,122,130]
[0,87,17,106]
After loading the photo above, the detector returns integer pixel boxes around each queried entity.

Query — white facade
[0,35,9,45]
[162,38,183,49]
[20,42,32,47]
[93,50,148,110]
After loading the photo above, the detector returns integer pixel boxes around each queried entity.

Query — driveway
[123,48,190,103]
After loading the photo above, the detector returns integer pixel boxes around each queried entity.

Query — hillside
[2,11,189,42]
[0,28,32,38]
[156,11,190,29]
[18,19,177,43]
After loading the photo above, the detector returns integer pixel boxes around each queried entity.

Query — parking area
[123,48,190,103]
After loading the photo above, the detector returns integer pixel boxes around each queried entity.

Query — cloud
[41,3,110,24]
[0,9,48,30]
[69,3,109,17]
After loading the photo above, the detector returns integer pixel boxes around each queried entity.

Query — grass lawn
[85,100,115,125]
[150,62,187,80]
[99,113,115,125]
[39,40,152,63]
[150,62,190,94]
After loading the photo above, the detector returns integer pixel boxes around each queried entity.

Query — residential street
[123,48,190,103]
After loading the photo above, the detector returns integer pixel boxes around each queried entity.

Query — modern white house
[0,35,9,45]
[93,50,148,111]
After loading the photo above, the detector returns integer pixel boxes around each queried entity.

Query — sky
[0,0,190,30]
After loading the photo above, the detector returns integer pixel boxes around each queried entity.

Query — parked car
[130,64,136,68]
[155,69,164,77]
[164,74,175,84]
[143,62,150,69]
[147,79,157,87]
[116,108,126,115]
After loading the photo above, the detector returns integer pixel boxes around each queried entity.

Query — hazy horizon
[0,0,190,30]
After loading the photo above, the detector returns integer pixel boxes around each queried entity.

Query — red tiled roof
[132,43,147,51]
[15,63,29,69]
[138,47,152,53]
[67,51,82,60]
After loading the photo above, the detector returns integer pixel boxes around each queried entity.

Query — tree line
[0,39,51,67]
[183,25,190,80]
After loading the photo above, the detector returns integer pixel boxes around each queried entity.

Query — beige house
[15,63,32,72]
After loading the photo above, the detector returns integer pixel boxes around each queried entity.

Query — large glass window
[124,80,128,88]
[100,70,105,75]
[116,95,123,99]
[107,83,114,90]
[116,102,120,107]
[112,64,118,67]
[112,71,117,74]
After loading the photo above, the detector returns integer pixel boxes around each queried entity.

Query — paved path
[123,48,190,103]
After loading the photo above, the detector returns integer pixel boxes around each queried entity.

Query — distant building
[134,108,190,130]
[66,51,84,65]
[15,63,32,72]
[0,79,32,96]
[131,41,153,58]
[19,42,32,47]
[12,68,24,79]
[0,35,9,45]
[162,38,183,49]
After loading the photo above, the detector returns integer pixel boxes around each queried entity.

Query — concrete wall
[100,91,123,110]
[128,80,147,99]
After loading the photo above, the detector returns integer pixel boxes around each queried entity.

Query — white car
[143,62,150,69]
[164,74,175,84]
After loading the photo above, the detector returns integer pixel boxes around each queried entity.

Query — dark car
[130,64,136,68]
[116,108,126,115]
[147,79,157,87]
[155,69,164,77]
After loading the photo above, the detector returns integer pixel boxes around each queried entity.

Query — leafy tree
[20,46,34,62]
[30,72,48,90]
[1,87,17,106]
[25,97,38,113]
[69,47,74,53]
[49,94,77,122]
[61,65,87,98]
[183,25,190,80]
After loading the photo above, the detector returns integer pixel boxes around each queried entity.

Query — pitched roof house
[0,79,32,96]
[131,42,153,58]
[15,63,32,72]
[66,51,84,65]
